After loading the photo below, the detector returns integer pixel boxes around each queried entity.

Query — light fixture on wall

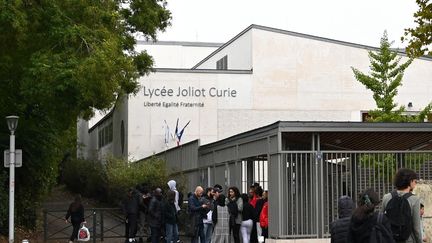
[408,102,413,108]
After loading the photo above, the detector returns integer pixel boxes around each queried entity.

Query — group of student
[330,168,428,243]
[188,183,269,243]
[120,180,269,243]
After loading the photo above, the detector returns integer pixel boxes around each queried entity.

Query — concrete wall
[128,71,252,159]
[81,26,432,161]
[135,41,220,69]
[195,30,252,70]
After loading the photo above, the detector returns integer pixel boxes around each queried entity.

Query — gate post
[93,210,97,243]
[100,210,104,241]
[43,209,47,243]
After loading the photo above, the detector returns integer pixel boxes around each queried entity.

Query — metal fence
[43,208,147,242]
[280,151,432,239]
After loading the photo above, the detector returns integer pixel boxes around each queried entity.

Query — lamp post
[6,115,18,243]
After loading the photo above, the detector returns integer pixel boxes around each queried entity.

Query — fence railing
[280,151,432,239]
[43,208,148,242]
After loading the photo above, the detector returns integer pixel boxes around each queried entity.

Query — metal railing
[280,151,432,239]
[43,208,147,242]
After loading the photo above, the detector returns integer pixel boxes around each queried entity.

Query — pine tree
[351,31,431,122]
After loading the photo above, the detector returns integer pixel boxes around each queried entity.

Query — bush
[63,156,168,205]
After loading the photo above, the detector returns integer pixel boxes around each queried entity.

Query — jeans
[151,226,161,243]
[203,223,213,243]
[191,223,205,243]
[165,223,179,243]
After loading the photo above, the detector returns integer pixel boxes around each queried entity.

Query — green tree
[0,0,171,230]
[351,31,432,122]
[402,0,432,57]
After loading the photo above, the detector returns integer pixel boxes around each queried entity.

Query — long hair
[70,194,82,212]
[352,188,380,221]
[228,186,240,199]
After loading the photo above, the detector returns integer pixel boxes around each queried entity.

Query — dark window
[98,121,114,148]
[120,120,125,154]
[216,55,228,70]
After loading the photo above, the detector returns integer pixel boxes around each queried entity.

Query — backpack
[369,212,396,243]
[178,191,184,208]
[384,191,413,241]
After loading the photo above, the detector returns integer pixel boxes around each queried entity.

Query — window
[98,122,114,148]
[216,55,228,70]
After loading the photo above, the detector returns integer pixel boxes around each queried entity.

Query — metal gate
[43,208,147,242]
[280,151,432,238]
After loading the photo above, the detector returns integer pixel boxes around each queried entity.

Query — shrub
[63,156,168,205]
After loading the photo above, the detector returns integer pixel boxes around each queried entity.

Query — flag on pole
[163,120,170,147]
[175,119,190,146]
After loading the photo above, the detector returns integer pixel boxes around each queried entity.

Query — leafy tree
[353,32,432,182]
[402,0,432,57]
[0,0,171,230]
[352,31,432,122]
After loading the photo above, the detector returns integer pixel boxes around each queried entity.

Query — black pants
[70,222,80,241]
[150,226,161,243]
[230,223,241,243]
[126,214,138,239]
[262,227,268,240]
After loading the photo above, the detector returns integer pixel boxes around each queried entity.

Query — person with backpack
[167,180,181,242]
[381,168,422,243]
[329,195,354,243]
[347,188,395,243]
[164,190,179,243]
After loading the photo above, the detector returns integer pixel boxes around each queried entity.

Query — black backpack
[178,191,184,208]
[384,191,413,241]
[369,212,396,243]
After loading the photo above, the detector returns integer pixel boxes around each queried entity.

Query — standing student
[420,203,427,242]
[202,187,214,243]
[240,193,255,243]
[348,188,394,243]
[382,168,422,243]
[329,196,354,243]
[259,193,269,242]
[167,180,181,242]
[148,188,164,243]
[164,190,179,243]
[122,188,141,243]
[212,194,230,243]
[65,194,85,243]
[226,187,243,243]
[188,186,208,243]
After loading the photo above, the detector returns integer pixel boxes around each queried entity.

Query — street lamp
[6,115,18,243]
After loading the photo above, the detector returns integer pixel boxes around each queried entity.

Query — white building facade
[77,25,432,161]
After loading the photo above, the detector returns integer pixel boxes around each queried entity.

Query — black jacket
[330,217,351,243]
[148,196,164,227]
[347,211,393,243]
[164,201,177,225]
[65,203,84,224]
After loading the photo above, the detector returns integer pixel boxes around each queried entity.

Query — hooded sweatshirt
[329,196,354,243]
[167,180,180,212]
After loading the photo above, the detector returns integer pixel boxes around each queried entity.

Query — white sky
[156,0,419,48]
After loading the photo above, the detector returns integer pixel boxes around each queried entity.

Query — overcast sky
[156,0,419,48]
